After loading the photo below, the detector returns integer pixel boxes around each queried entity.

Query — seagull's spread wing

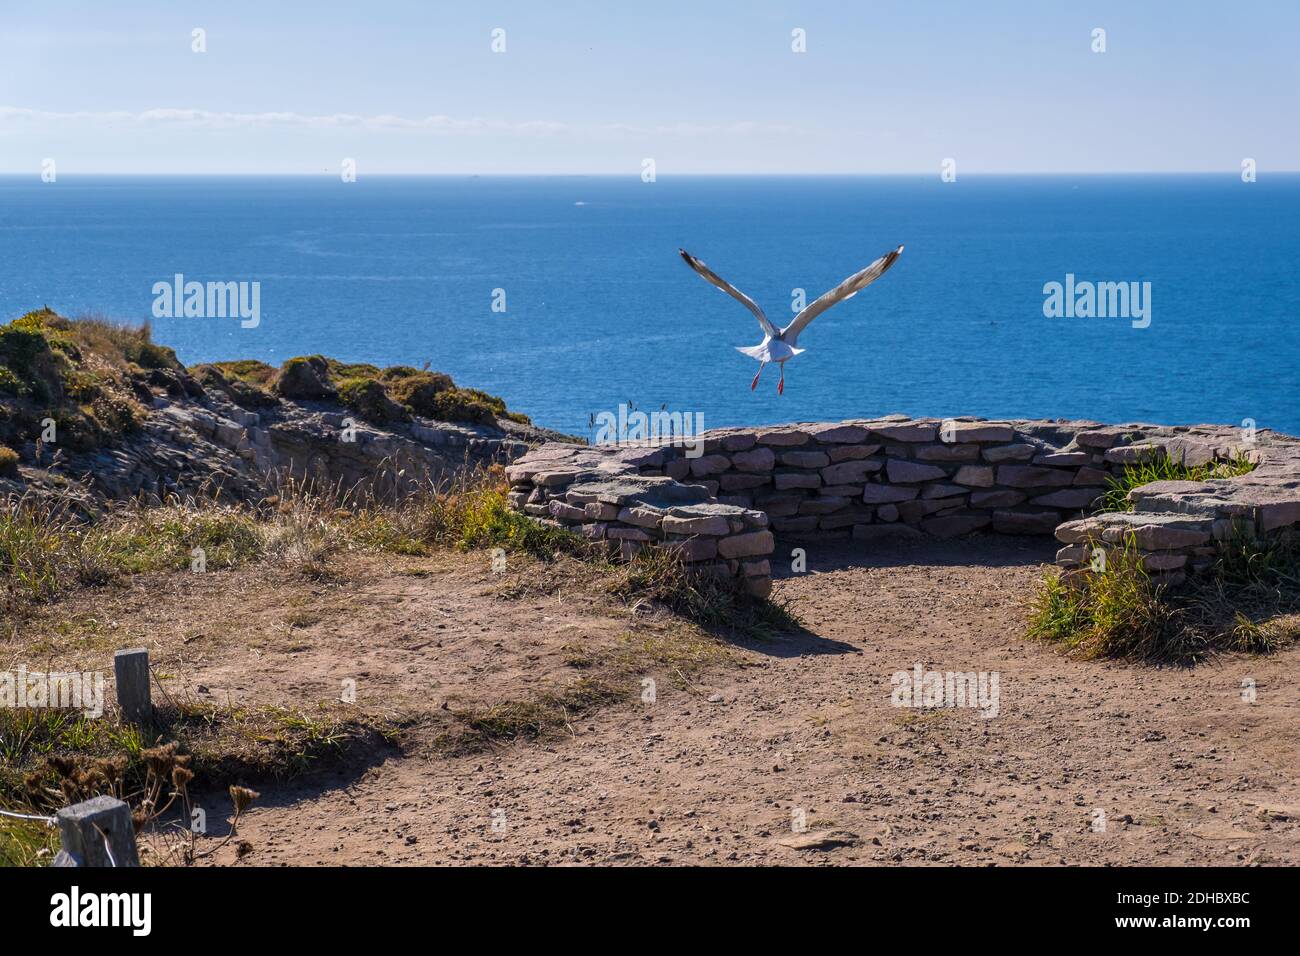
[679,249,779,338]
[781,245,903,346]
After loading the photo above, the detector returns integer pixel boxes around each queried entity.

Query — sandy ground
[188,537,1300,866]
[14,536,1298,865]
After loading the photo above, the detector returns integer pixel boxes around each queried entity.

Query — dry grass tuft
[1027,532,1300,662]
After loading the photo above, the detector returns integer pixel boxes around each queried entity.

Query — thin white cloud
[0,106,570,134]
[600,121,801,136]
[0,106,799,137]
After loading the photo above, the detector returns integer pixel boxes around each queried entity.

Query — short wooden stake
[52,795,139,867]
[114,647,152,725]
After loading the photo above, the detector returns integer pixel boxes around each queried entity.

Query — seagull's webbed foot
[777,368,785,396]
[750,363,766,391]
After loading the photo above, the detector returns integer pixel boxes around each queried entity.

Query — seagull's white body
[736,337,803,364]
[679,245,903,393]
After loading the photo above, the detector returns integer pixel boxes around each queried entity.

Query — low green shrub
[382,368,453,415]
[337,376,408,424]
[208,359,277,387]
[0,311,154,450]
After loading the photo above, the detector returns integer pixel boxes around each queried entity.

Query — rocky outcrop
[507,416,1300,595]
[1054,433,1300,584]
[2,376,560,507]
[1,312,563,508]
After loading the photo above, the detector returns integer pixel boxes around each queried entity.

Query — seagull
[679,244,903,394]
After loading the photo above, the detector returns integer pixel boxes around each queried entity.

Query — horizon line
[1,170,1297,178]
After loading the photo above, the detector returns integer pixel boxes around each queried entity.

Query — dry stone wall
[507,416,1300,597]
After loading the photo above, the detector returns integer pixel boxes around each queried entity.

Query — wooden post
[52,796,139,867]
[114,647,152,725]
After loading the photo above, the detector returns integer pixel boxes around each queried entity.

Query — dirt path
[194,536,1299,866]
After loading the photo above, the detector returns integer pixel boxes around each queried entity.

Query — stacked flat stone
[506,416,1300,595]
[1054,427,1300,584]
[505,443,774,597]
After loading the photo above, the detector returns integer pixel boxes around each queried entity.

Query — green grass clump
[606,544,799,638]
[0,809,58,866]
[0,322,63,405]
[451,483,581,556]
[1027,539,1175,659]
[0,702,400,865]
[105,508,264,573]
[1028,532,1300,662]
[0,498,266,608]
[324,359,382,380]
[1098,451,1256,513]
[0,469,581,614]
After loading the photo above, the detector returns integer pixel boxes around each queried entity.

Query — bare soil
[12,536,1299,866]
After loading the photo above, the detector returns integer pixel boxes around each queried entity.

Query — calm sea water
[1,175,1297,437]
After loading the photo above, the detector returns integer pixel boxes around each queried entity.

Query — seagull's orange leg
[778,364,785,395]
[751,362,766,391]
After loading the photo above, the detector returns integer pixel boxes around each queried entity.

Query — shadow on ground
[770,533,1060,578]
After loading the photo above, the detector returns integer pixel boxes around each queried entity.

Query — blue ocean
[1,174,1297,437]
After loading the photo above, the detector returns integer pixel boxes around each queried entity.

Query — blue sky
[1,0,1296,174]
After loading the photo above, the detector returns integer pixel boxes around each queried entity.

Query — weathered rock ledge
[506,416,1300,596]
[2,384,560,508]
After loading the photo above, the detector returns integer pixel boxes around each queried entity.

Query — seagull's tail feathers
[736,342,805,361]
[736,343,772,361]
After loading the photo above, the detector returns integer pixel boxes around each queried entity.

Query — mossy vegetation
[337,376,408,424]
[191,359,280,409]
[258,349,527,426]
[0,310,166,454]
[1,310,532,463]
[434,386,531,425]
[1027,532,1300,662]
[208,359,277,388]
[381,367,454,414]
